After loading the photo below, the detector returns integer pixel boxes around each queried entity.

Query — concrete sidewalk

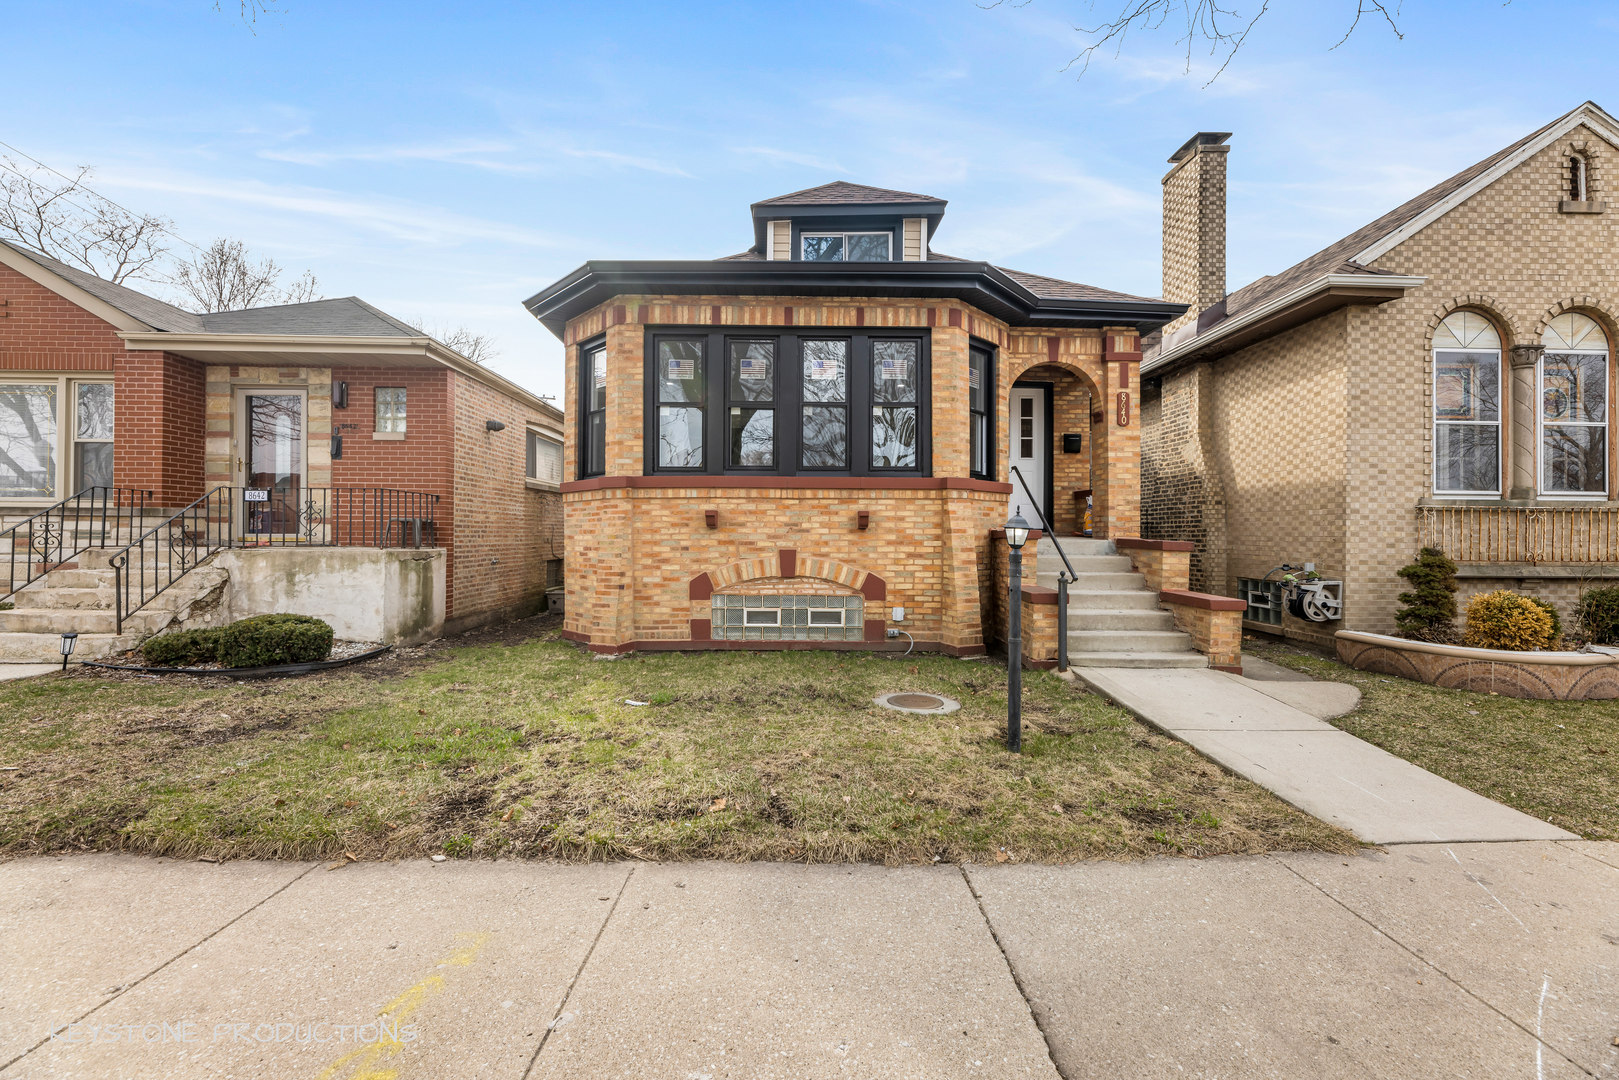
[1076,666,1576,844]
[2,846,1614,1079]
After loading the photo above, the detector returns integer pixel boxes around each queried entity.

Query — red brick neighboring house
[0,239,562,658]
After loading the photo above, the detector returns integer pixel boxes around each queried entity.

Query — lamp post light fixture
[58,631,78,672]
[1004,510,1030,753]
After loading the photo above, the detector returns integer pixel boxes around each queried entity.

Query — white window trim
[374,385,407,435]
[807,607,847,627]
[525,425,563,490]
[800,231,893,262]
[743,607,782,626]
[1431,347,1503,498]
[0,374,114,504]
[1536,346,1609,499]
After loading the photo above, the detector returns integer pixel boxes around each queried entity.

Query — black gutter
[522,260,1187,339]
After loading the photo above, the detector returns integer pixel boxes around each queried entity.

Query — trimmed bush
[215,614,334,668]
[141,627,223,667]
[1529,597,1563,646]
[1463,590,1557,652]
[1394,547,1459,641]
[1577,585,1619,645]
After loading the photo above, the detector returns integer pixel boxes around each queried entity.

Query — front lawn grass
[0,618,1357,863]
[1247,639,1619,840]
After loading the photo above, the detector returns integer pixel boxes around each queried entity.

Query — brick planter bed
[1334,630,1619,700]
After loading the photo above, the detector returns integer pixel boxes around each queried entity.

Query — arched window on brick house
[1570,154,1591,202]
[1539,313,1609,496]
[1432,311,1503,496]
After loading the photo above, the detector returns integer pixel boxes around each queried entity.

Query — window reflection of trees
[0,385,57,496]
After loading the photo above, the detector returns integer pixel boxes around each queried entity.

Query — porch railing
[110,486,441,634]
[1,487,152,601]
[1416,504,1619,564]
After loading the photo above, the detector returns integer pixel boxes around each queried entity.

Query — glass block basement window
[1238,578,1284,626]
[712,595,864,641]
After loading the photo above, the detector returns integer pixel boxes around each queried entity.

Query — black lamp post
[1004,510,1030,753]
[58,631,78,672]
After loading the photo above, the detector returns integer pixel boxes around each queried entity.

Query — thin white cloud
[557,147,692,177]
[100,169,574,250]
[730,146,848,172]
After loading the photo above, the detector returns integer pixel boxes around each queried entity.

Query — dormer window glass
[802,232,891,262]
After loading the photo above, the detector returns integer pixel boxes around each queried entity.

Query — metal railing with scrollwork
[1,486,152,601]
[110,486,441,633]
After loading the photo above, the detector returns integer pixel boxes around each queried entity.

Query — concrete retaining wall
[213,547,445,644]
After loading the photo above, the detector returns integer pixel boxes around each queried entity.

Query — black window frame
[577,335,608,479]
[968,339,996,481]
[642,326,930,478]
[790,216,901,263]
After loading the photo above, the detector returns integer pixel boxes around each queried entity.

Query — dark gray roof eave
[522,260,1185,339]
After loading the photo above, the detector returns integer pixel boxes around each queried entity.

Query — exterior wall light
[485,420,506,432]
[1004,510,1030,753]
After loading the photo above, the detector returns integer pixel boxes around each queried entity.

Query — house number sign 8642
[1115,392,1131,428]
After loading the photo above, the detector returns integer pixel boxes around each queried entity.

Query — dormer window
[802,232,891,262]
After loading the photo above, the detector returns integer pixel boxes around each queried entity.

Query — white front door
[1008,386,1047,525]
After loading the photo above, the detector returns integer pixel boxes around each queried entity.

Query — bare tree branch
[0,157,171,284]
[985,0,1406,84]
[168,238,323,313]
[214,0,280,30]
[407,318,499,365]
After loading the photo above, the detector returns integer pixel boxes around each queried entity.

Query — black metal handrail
[110,486,442,633]
[2,486,152,601]
[1009,465,1075,671]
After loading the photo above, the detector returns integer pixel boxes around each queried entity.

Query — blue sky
[9,1,1616,399]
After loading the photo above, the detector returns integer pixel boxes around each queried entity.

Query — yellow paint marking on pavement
[314,932,492,1080]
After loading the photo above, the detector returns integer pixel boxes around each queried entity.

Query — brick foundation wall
[562,479,1007,652]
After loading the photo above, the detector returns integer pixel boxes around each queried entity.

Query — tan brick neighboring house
[0,240,563,659]
[1142,103,1619,647]
[525,182,1185,655]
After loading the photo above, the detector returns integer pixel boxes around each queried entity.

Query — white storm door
[1008,386,1047,524]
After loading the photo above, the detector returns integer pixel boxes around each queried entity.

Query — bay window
[1431,311,1502,495]
[644,329,928,477]
[968,344,993,480]
[1540,313,1609,495]
[580,341,607,478]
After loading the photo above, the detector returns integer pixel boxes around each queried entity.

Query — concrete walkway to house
[2,846,1615,1079]
[0,664,56,683]
[1075,665,1578,845]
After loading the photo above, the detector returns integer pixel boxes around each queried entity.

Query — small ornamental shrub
[215,614,333,668]
[1528,597,1563,647]
[1463,590,1557,652]
[141,627,223,667]
[1394,547,1459,641]
[1576,585,1619,645]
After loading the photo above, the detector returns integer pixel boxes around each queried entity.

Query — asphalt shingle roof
[0,239,424,338]
[753,181,945,207]
[1220,108,1578,319]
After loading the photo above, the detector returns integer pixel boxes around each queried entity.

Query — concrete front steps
[0,551,228,663]
[1034,536,1207,669]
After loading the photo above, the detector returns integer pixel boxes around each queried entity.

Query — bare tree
[168,238,323,313]
[985,0,1405,84]
[0,157,171,284]
[214,0,280,28]
[407,318,499,365]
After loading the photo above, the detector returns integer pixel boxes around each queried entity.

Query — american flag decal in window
[739,356,768,379]
[666,356,694,379]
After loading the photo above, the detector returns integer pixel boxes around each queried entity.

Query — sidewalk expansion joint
[959,864,1068,1080]
[521,863,636,1079]
[0,859,322,1077]
[1267,854,1593,1077]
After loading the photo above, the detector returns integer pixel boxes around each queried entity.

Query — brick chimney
[1161,132,1231,335]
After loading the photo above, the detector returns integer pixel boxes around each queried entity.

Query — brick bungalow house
[0,239,563,660]
[522,181,1248,665]
[1142,102,1619,647]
